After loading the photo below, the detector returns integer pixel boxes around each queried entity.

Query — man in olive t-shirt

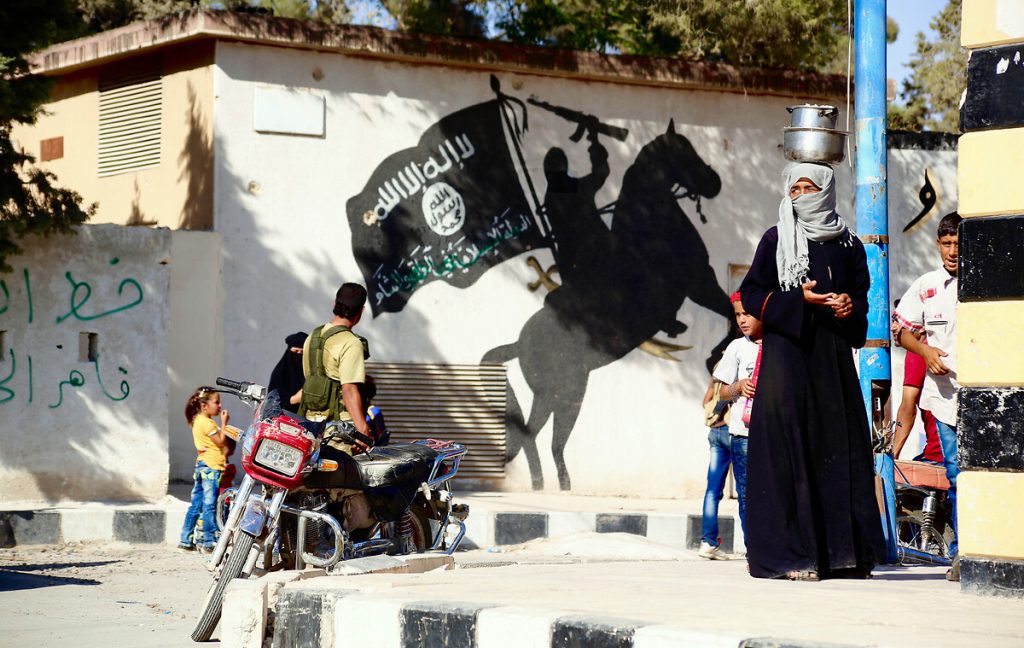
[301,282,372,452]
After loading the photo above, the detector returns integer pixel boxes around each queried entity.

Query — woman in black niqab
[268,332,308,414]
[739,163,886,580]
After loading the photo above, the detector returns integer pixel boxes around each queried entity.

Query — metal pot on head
[787,104,840,129]
[783,104,846,165]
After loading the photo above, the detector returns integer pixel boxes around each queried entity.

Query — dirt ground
[0,543,216,647]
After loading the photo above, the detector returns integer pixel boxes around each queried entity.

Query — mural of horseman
[485,118,734,490]
[346,77,736,491]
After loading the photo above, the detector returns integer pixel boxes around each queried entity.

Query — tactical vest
[298,325,368,420]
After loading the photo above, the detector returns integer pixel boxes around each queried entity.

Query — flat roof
[31,8,847,100]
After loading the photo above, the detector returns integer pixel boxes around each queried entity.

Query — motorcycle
[874,422,953,567]
[191,377,469,642]
[893,459,954,566]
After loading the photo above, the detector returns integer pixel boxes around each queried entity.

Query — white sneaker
[697,541,730,560]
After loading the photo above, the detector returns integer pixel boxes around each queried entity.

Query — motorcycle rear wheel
[407,502,432,551]
[191,532,255,642]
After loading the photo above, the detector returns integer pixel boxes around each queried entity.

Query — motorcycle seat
[894,459,949,491]
[354,443,439,488]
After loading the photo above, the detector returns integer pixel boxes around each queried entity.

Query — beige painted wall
[12,41,215,230]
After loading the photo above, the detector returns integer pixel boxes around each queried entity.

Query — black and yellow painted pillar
[957,0,1024,598]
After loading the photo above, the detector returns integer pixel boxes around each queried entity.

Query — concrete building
[3,9,955,503]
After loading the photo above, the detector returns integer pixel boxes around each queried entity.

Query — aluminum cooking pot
[782,127,847,165]
[787,104,839,130]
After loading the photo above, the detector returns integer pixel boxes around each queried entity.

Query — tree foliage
[0,0,96,272]
[887,0,965,133]
[477,0,849,70]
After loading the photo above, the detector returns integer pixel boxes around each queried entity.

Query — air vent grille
[366,362,507,480]
[98,69,162,176]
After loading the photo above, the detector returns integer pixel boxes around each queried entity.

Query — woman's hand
[827,293,854,319]
[801,280,835,306]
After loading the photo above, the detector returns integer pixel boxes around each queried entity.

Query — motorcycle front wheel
[191,531,256,642]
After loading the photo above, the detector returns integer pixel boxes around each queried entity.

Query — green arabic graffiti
[93,357,129,402]
[0,348,14,404]
[0,269,32,322]
[49,369,86,409]
[55,270,144,324]
[25,268,33,324]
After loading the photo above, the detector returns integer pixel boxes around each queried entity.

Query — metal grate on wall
[366,362,507,480]
[98,66,162,176]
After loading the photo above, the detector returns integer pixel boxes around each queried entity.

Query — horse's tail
[482,342,519,365]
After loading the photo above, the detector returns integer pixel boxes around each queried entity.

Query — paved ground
[0,543,213,647]
[3,534,1023,647]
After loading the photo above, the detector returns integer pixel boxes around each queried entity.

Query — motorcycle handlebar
[216,377,244,391]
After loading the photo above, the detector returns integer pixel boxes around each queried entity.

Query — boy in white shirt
[698,292,762,560]
[892,211,961,580]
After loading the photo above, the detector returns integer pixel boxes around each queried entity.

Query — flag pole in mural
[347,76,545,314]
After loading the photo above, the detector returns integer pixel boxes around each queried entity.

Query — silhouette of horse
[483,121,735,490]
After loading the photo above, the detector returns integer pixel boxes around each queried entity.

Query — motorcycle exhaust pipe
[898,545,952,566]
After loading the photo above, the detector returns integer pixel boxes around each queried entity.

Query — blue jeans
[701,426,748,546]
[936,419,959,557]
[180,461,222,547]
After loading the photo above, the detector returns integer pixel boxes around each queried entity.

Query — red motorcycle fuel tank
[241,414,316,490]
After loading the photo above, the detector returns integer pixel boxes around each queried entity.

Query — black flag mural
[347,88,542,314]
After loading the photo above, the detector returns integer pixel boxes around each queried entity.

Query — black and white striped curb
[266,584,861,648]
[1,506,742,552]
[0,507,189,547]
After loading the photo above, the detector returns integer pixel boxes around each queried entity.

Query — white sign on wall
[253,85,325,137]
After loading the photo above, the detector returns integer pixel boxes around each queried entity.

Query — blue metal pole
[854,0,890,430]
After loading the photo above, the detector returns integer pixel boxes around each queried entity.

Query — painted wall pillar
[957,0,1024,598]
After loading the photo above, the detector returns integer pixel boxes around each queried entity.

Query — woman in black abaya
[268,332,308,413]
[740,162,885,580]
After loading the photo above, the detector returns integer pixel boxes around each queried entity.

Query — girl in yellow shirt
[178,387,231,552]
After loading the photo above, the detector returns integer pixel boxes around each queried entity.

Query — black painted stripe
[595,513,647,536]
[959,388,1024,471]
[0,510,62,545]
[961,44,1024,132]
[400,601,493,647]
[961,556,1024,599]
[551,615,639,648]
[272,588,324,648]
[686,513,735,552]
[959,215,1024,301]
[494,512,548,545]
[113,510,165,544]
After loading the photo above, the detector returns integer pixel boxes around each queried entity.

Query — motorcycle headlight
[254,440,304,477]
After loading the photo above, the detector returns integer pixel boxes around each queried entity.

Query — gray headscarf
[776,162,851,290]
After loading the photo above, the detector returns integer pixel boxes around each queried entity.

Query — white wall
[168,229,223,481]
[210,42,955,496]
[0,225,171,503]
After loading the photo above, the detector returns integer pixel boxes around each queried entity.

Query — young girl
[178,387,231,553]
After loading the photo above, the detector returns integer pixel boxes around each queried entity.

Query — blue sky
[887,0,952,89]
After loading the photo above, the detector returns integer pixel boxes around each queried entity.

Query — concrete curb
[268,583,863,648]
[0,505,742,553]
[0,506,187,547]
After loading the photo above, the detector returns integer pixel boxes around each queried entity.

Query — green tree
[483,0,848,70]
[887,0,965,132]
[0,0,96,273]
